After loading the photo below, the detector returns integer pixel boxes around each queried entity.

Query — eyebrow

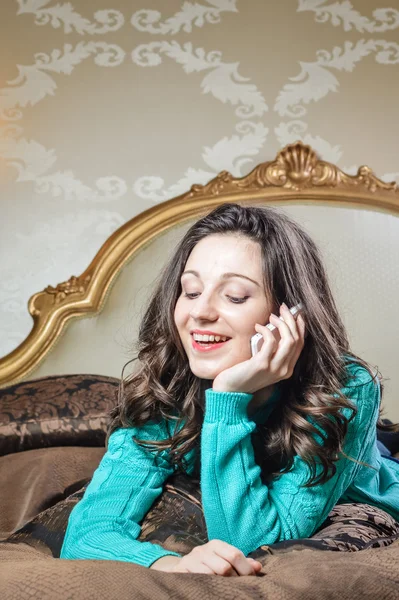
[181,270,260,287]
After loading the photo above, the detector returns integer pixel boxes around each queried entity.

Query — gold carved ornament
[1,142,398,387]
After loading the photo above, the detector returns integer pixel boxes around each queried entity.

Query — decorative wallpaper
[0,0,398,358]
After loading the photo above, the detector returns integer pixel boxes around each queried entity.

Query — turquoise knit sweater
[60,362,399,567]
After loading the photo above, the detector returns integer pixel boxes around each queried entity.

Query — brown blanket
[1,446,399,599]
[1,538,399,599]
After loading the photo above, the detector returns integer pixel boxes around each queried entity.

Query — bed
[1,141,399,599]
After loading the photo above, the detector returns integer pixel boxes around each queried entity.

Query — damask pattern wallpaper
[0,0,398,358]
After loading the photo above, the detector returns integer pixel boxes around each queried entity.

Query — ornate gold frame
[1,141,398,387]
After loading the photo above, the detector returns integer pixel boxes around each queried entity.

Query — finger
[248,558,263,572]
[214,548,257,576]
[280,303,300,340]
[254,323,279,356]
[269,312,295,344]
[175,567,191,573]
[284,314,306,375]
[297,313,306,339]
[191,562,216,575]
[267,314,301,377]
[268,314,296,361]
[207,553,239,576]
[208,540,257,576]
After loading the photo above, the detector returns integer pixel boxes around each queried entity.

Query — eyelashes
[228,296,249,304]
[183,293,249,304]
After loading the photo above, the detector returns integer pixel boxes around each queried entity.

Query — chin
[188,361,222,381]
[191,367,220,380]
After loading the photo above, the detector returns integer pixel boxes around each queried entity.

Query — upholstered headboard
[1,142,398,420]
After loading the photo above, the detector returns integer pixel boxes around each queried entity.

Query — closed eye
[183,293,249,304]
[227,296,249,304]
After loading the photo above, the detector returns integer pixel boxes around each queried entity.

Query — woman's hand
[151,540,262,576]
[212,303,305,394]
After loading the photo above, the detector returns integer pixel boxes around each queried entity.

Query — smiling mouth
[191,335,231,351]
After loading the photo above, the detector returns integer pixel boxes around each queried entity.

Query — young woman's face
[174,233,272,381]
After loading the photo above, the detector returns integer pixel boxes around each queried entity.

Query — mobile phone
[250,302,304,356]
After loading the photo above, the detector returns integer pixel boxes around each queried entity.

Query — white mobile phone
[250,302,304,356]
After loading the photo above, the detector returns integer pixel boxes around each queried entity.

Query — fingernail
[281,302,287,310]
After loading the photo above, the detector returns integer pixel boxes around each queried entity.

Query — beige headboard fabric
[1,143,398,420]
[30,203,399,421]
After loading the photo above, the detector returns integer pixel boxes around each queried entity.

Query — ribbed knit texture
[60,424,182,567]
[204,389,253,423]
[61,362,399,566]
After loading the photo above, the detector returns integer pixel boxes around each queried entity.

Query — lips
[191,336,230,353]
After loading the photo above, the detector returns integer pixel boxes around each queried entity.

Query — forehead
[185,234,262,274]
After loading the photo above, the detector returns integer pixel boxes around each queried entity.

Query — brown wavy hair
[108,203,397,487]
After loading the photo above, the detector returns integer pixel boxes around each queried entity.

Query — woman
[60,203,399,576]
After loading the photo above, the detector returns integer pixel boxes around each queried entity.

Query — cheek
[230,339,252,361]
[173,299,187,332]
[228,318,259,342]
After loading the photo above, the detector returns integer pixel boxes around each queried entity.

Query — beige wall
[1,0,399,359]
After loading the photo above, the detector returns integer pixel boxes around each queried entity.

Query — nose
[189,292,219,322]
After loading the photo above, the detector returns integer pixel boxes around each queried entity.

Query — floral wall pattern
[0,0,398,358]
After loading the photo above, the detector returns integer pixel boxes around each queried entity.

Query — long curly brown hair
[108,203,397,487]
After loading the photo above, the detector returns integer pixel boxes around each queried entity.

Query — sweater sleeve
[200,365,380,556]
[60,423,182,567]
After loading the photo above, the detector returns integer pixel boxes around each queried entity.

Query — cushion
[0,446,105,540]
[0,374,119,456]
[4,472,399,559]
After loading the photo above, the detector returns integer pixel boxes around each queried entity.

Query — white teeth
[193,333,229,342]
